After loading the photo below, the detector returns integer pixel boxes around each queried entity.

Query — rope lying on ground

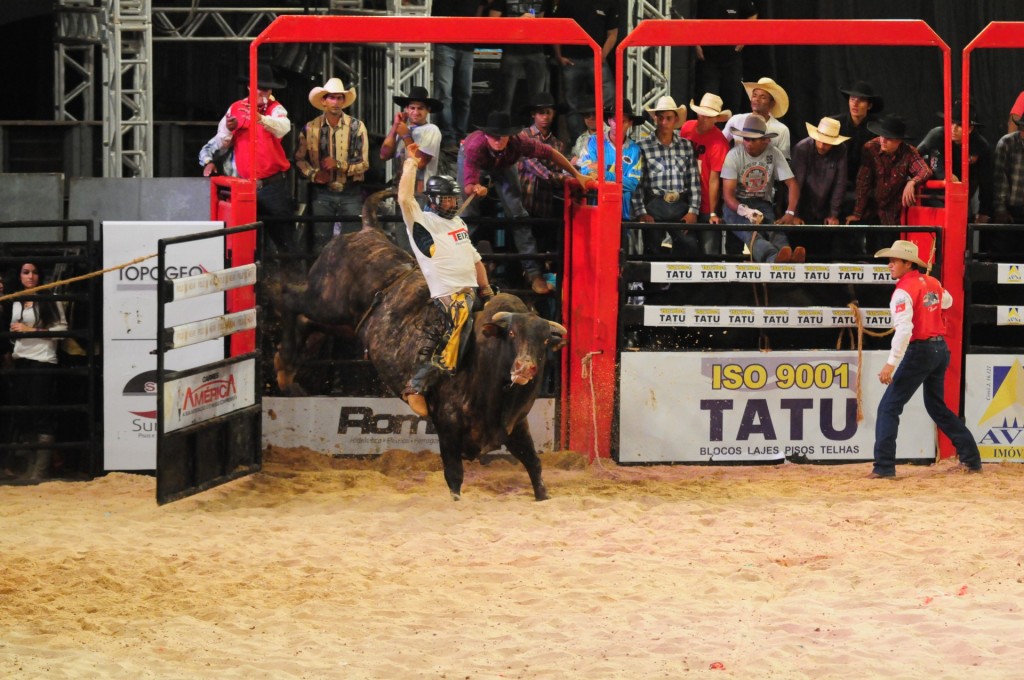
[0,253,158,304]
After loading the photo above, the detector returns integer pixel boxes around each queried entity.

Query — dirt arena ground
[3,447,1023,679]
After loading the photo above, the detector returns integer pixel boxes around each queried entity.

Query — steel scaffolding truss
[102,0,154,177]
[626,0,673,121]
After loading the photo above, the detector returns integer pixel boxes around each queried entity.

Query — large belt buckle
[255,178,265,190]
[663,191,680,203]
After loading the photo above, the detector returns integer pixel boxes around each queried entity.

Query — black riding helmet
[424,174,462,218]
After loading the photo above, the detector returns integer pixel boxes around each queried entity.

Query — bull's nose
[511,359,538,384]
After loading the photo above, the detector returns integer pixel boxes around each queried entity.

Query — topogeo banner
[618,350,934,464]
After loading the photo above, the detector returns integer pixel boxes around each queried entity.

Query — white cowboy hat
[805,117,850,145]
[309,77,356,111]
[689,93,732,122]
[874,240,927,268]
[644,95,687,127]
[742,77,789,118]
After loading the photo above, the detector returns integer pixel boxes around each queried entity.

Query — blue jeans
[256,178,296,253]
[723,198,790,262]
[310,184,363,251]
[873,338,982,476]
[561,59,614,141]
[456,146,540,279]
[433,45,475,146]
[644,196,700,256]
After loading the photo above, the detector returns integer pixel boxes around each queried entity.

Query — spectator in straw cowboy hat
[793,117,849,225]
[869,239,982,479]
[200,63,294,252]
[635,95,702,256]
[722,77,791,159]
[681,92,732,253]
[296,76,369,249]
[720,113,803,263]
[791,116,849,256]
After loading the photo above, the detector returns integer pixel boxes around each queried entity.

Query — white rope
[581,350,604,467]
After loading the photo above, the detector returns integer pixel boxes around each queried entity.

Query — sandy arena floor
[2,447,1023,679]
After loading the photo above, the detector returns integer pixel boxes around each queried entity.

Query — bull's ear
[546,334,568,350]
[480,322,503,338]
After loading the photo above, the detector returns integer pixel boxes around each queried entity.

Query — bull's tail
[362,189,397,232]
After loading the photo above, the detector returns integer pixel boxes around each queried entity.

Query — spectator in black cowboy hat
[846,114,932,252]
[832,80,884,205]
[517,92,569,220]
[569,98,608,169]
[917,99,993,223]
[200,63,295,252]
[579,99,647,251]
[381,85,444,196]
[457,111,591,294]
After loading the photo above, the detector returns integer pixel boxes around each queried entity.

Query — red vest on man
[895,272,946,340]
[228,99,290,180]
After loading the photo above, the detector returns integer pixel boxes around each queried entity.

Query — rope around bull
[0,253,158,304]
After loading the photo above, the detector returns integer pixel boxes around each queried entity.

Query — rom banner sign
[263,397,556,456]
[618,351,934,464]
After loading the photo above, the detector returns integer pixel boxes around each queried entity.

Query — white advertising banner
[650,262,892,285]
[996,306,1023,326]
[103,221,224,470]
[996,264,1024,284]
[263,397,556,456]
[964,355,1024,463]
[163,359,257,432]
[641,305,891,329]
[618,351,934,464]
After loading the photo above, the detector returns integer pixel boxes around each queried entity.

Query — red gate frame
[236,16,615,458]
[216,16,977,463]
[610,20,967,460]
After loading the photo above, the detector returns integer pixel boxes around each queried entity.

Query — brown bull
[276,190,566,500]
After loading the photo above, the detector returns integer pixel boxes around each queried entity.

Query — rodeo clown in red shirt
[869,239,983,478]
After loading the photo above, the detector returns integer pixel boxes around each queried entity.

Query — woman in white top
[8,261,66,480]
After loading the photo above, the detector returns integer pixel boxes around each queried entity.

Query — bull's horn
[491,311,512,327]
[547,320,568,336]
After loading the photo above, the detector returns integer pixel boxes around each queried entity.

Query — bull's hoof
[450,491,461,502]
[534,487,550,501]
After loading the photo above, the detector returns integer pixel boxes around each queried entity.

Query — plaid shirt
[993,131,1024,214]
[636,135,702,217]
[853,139,931,225]
[517,125,566,218]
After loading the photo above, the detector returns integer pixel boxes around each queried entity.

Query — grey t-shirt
[720,144,794,204]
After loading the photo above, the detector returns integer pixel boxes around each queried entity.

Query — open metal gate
[155,223,262,504]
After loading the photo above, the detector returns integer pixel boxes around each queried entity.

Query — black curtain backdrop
[675,0,1024,149]
[3,1,1023,141]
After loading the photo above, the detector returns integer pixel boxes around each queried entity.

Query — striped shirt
[853,139,931,226]
[517,125,567,219]
[636,135,702,217]
[993,131,1024,214]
